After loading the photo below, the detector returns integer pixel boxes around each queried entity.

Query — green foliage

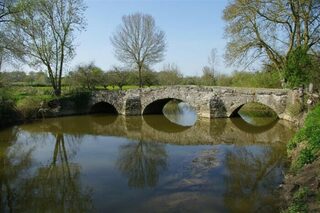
[64,89,92,111]
[232,71,281,88]
[16,96,43,120]
[283,47,314,88]
[0,88,19,127]
[200,66,216,86]
[283,187,309,213]
[215,73,233,86]
[141,69,159,87]
[158,63,183,85]
[288,104,320,171]
[182,76,201,85]
[67,63,104,90]
[105,67,132,90]
[215,71,281,88]
[0,71,50,86]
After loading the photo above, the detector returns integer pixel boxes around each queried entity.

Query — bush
[16,97,43,120]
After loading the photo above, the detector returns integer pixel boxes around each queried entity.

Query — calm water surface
[0,103,296,212]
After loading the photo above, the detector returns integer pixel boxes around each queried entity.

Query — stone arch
[90,101,118,114]
[143,98,184,115]
[228,101,279,118]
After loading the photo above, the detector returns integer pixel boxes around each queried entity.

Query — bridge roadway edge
[90,86,301,121]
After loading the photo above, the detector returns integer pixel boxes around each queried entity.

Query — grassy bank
[0,87,95,129]
[283,104,320,212]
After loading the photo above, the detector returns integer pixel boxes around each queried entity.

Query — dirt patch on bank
[282,158,320,212]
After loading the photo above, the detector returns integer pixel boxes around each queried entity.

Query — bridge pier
[125,96,141,116]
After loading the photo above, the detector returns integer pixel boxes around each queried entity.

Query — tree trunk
[138,64,142,88]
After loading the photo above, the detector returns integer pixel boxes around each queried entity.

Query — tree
[0,0,25,71]
[223,0,320,73]
[109,66,129,90]
[67,63,103,90]
[158,63,183,85]
[201,66,216,86]
[110,13,166,88]
[201,48,218,86]
[283,46,314,88]
[0,0,23,23]
[8,0,86,95]
[142,68,159,87]
[208,48,217,72]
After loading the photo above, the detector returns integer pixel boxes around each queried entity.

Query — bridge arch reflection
[90,101,118,114]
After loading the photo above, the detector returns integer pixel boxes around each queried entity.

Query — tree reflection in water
[223,145,286,212]
[0,130,93,212]
[117,140,167,188]
[14,133,93,212]
[0,127,33,213]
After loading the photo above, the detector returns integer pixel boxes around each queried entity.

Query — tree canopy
[223,0,320,72]
[7,0,86,95]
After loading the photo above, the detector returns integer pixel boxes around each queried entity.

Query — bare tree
[8,0,86,96]
[110,13,166,88]
[208,48,217,72]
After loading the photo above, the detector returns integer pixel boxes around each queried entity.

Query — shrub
[16,97,43,120]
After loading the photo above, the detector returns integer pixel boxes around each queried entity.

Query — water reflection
[0,114,296,212]
[239,113,278,127]
[14,133,93,212]
[0,129,92,212]
[143,115,190,133]
[163,100,197,126]
[231,117,278,134]
[117,140,167,188]
[224,144,286,212]
[0,127,33,213]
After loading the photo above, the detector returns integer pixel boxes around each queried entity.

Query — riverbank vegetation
[283,104,320,212]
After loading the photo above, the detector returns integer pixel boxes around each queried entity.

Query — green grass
[283,187,309,213]
[288,104,320,171]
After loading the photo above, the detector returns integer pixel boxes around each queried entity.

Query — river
[0,101,296,212]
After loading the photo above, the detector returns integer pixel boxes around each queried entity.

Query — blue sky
[71,0,233,76]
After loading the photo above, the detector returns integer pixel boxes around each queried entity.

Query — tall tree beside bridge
[0,0,25,71]
[7,0,86,96]
[223,0,320,86]
[111,13,166,88]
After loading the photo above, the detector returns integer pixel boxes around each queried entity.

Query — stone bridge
[88,86,299,119]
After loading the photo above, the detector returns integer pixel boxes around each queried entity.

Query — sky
[70,0,233,76]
